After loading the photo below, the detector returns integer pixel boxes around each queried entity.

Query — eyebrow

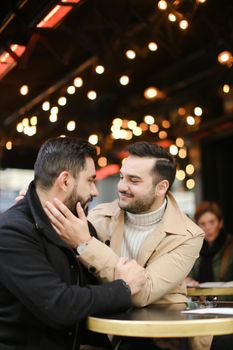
[120,171,142,180]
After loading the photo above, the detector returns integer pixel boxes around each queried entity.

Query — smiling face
[65,157,98,214]
[117,155,164,214]
[197,211,223,244]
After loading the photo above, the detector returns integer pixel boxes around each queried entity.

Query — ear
[55,171,73,193]
[155,179,169,197]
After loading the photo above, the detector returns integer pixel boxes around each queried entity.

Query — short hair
[34,137,97,189]
[194,201,223,223]
[126,141,176,190]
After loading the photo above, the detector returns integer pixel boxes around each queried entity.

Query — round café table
[87,303,233,338]
[187,286,233,297]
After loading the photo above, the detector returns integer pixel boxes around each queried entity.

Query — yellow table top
[187,287,233,296]
[87,303,233,338]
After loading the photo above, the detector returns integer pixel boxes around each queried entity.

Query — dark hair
[194,201,223,223]
[34,137,97,189]
[126,141,176,190]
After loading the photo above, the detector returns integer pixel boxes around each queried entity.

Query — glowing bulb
[51,106,58,114]
[176,170,185,181]
[186,164,195,175]
[42,101,50,111]
[20,85,29,95]
[67,85,76,94]
[186,115,195,125]
[186,179,195,189]
[148,42,158,51]
[87,90,97,100]
[179,20,189,30]
[30,116,37,125]
[144,86,158,99]
[149,124,159,133]
[144,115,155,125]
[95,65,105,74]
[176,137,184,147]
[49,114,57,122]
[169,145,178,155]
[158,0,167,10]
[194,106,203,116]
[119,75,129,85]
[168,13,176,22]
[58,96,67,106]
[88,134,98,145]
[223,84,230,93]
[98,157,107,167]
[73,77,83,87]
[16,123,24,133]
[67,120,76,131]
[6,141,12,150]
[125,50,136,59]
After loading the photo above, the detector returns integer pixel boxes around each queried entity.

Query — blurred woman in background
[186,201,233,286]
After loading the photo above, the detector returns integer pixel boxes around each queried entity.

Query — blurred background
[0,0,233,231]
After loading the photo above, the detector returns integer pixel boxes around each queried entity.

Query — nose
[91,182,99,197]
[118,178,128,192]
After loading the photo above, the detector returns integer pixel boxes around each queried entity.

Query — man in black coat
[0,137,146,350]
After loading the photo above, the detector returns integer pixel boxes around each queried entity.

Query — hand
[15,189,26,203]
[44,198,92,248]
[115,257,147,296]
[185,277,200,287]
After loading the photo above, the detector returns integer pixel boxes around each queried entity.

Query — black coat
[0,182,131,350]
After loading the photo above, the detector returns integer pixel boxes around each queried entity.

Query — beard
[118,188,156,214]
[64,190,92,216]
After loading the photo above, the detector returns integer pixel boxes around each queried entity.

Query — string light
[179,20,189,30]
[223,84,230,93]
[67,120,76,131]
[125,50,136,59]
[144,86,158,99]
[169,144,178,155]
[95,65,105,74]
[186,164,195,175]
[67,85,76,94]
[144,115,154,125]
[88,134,98,144]
[73,77,83,87]
[20,85,29,95]
[87,90,97,100]
[186,115,195,125]
[186,179,195,189]
[42,101,50,111]
[168,13,176,22]
[158,0,167,10]
[194,106,203,116]
[6,141,12,150]
[148,42,158,51]
[58,96,67,106]
[119,75,129,85]
[176,170,185,181]
[98,157,107,167]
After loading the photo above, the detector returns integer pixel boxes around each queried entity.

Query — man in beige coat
[45,141,211,350]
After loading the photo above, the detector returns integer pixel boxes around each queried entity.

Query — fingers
[76,202,87,222]
[52,198,73,219]
[116,257,128,267]
[44,202,65,232]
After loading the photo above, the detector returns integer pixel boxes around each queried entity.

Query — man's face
[117,156,157,214]
[197,211,223,244]
[65,157,98,215]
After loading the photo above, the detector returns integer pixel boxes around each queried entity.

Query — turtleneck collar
[126,198,167,226]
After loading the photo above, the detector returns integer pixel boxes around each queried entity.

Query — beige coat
[81,193,204,305]
[79,193,211,350]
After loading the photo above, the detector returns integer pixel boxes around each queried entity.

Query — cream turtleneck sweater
[121,199,167,259]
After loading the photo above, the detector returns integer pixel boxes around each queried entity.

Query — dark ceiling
[0,0,233,169]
